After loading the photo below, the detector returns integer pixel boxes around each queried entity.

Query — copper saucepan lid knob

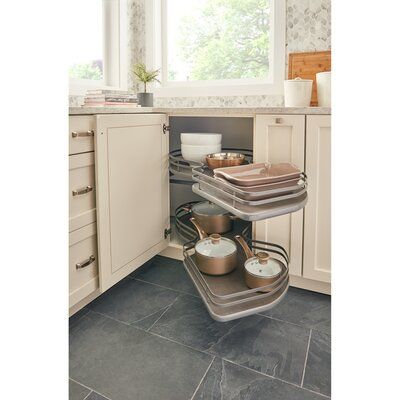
[210,234,221,245]
[256,252,270,264]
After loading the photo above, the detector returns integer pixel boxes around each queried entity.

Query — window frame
[69,0,127,95]
[146,0,285,97]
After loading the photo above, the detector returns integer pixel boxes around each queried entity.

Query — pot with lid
[190,217,237,275]
[185,201,236,234]
[235,235,283,292]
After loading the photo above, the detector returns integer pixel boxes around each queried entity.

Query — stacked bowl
[181,133,222,163]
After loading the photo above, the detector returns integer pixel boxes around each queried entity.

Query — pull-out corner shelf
[180,164,308,321]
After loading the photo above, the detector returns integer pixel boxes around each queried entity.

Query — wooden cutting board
[288,51,331,106]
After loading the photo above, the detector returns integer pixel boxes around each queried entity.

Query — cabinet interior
[168,116,254,248]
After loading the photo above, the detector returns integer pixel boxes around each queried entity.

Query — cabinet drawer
[69,152,96,232]
[69,222,98,307]
[69,116,95,155]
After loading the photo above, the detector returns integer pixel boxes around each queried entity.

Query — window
[69,0,127,95]
[146,0,285,97]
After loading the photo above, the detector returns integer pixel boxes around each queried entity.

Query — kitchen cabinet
[69,116,98,309]
[69,152,96,232]
[69,109,331,316]
[69,222,98,307]
[69,115,95,155]
[303,115,331,283]
[253,115,305,277]
[95,114,170,291]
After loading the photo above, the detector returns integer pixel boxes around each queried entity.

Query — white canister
[316,71,331,107]
[284,77,313,107]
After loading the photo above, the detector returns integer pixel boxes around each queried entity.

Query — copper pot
[185,202,236,234]
[205,152,246,170]
[235,235,283,292]
[190,218,237,275]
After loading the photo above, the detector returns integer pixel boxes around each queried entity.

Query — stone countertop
[69,106,331,116]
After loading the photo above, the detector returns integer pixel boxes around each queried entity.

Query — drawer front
[69,116,95,155]
[69,223,98,307]
[69,152,96,232]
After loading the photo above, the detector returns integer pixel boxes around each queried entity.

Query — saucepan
[190,217,237,275]
[184,201,237,234]
[235,235,283,292]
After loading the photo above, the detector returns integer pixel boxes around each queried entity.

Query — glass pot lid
[192,201,229,217]
[245,252,282,278]
[195,234,236,258]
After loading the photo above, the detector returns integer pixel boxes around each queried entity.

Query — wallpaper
[69,0,331,107]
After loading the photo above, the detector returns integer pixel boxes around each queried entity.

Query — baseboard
[289,274,331,295]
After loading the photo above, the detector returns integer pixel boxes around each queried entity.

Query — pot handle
[190,217,208,240]
[234,235,254,260]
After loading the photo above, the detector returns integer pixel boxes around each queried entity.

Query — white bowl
[181,133,222,145]
[181,143,222,162]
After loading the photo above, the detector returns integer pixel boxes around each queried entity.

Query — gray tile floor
[70,256,331,400]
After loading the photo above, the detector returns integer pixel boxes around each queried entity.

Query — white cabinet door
[254,115,305,277]
[95,114,170,291]
[303,115,331,282]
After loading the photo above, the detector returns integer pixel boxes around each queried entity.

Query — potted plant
[132,63,160,107]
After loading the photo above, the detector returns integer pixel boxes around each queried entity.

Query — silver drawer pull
[76,255,95,270]
[275,118,283,124]
[72,186,93,196]
[71,130,94,138]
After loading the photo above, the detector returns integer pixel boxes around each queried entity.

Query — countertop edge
[69,106,331,116]
[69,107,331,116]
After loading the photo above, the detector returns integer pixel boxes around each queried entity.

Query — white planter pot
[316,71,331,107]
[284,78,313,107]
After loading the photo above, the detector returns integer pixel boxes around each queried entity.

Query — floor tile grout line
[190,356,216,400]
[69,377,113,400]
[147,296,179,332]
[132,277,200,298]
[69,377,93,392]
[83,391,93,400]
[88,309,132,326]
[146,329,214,357]
[301,329,313,388]
[222,358,330,399]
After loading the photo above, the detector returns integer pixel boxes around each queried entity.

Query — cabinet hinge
[163,124,171,134]
[164,228,172,238]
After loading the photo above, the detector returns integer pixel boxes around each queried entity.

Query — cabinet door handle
[275,118,283,124]
[71,130,94,138]
[76,255,95,269]
[72,186,93,196]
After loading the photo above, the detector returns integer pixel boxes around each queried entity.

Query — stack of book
[83,90,139,107]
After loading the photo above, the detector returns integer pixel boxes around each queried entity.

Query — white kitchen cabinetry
[303,115,331,283]
[95,114,170,291]
[69,110,331,315]
[253,115,305,277]
[69,116,99,310]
